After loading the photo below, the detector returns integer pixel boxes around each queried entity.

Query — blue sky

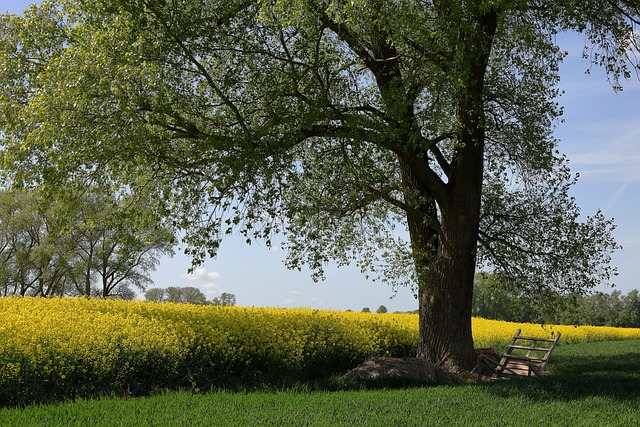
[3,2,640,311]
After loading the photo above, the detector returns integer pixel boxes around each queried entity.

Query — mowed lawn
[2,340,639,426]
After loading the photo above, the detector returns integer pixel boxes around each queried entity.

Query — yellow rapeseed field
[1,296,640,406]
[471,316,640,347]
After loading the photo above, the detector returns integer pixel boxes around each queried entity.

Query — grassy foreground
[2,340,639,426]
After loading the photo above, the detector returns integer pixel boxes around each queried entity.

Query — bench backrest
[494,329,561,378]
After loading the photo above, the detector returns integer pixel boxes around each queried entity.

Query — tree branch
[425,134,453,179]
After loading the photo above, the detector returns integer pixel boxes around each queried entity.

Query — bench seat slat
[507,344,556,352]
[513,335,559,343]
[502,354,544,363]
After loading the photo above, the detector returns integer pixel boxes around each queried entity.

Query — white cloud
[200,282,220,293]
[288,290,304,296]
[185,267,221,282]
[283,298,295,305]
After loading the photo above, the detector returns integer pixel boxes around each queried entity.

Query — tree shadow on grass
[479,349,640,402]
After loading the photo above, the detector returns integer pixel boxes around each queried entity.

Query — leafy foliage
[474,272,640,327]
[0,1,626,288]
[0,189,76,297]
[211,291,237,306]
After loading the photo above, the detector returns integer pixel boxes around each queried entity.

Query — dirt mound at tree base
[344,357,464,386]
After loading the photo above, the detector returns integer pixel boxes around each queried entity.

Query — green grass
[2,340,639,426]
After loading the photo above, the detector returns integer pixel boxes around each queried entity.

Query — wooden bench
[479,329,561,379]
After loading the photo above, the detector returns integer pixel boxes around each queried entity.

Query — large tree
[1,0,635,371]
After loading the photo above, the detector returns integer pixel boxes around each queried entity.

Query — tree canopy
[1,0,637,371]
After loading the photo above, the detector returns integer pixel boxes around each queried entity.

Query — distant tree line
[473,272,640,327]
[0,188,175,299]
[144,286,236,306]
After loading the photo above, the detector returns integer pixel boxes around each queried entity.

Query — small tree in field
[210,292,236,306]
[65,190,175,299]
[376,305,388,314]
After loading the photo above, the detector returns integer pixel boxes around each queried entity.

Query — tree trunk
[413,7,498,372]
[416,199,481,372]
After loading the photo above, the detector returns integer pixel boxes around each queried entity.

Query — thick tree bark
[405,153,481,372]
[415,179,482,372]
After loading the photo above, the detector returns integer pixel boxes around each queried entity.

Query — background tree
[0,188,175,298]
[145,287,236,305]
[164,286,208,305]
[376,305,388,314]
[1,0,635,371]
[472,272,640,328]
[472,272,540,323]
[0,189,76,297]
[619,290,640,328]
[144,287,166,303]
[62,190,175,298]
[210,292,236,306]
[0,189,36,296]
